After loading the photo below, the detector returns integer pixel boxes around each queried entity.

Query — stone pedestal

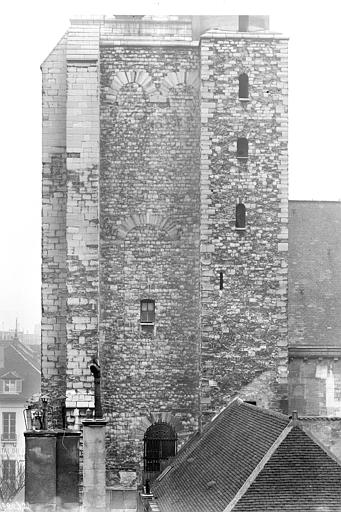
[82,418,107,512]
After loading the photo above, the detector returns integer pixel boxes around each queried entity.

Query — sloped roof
[0,370,22,379]
[231,426,341,511]
[0,339,40,402]
[152,398,290,512]
[11,339,41,373]
[152,399,341,512]
[288,200,341,348]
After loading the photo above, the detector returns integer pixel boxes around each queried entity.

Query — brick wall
[99,45,201,480]
[199,33,289,419]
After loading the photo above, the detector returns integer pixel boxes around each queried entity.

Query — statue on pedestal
[89,356,103,419]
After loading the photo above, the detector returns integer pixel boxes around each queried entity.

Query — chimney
[291,410,299,426]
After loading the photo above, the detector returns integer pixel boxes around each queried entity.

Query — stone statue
[89,356,103,418]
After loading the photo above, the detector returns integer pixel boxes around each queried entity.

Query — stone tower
[41,15,288,486]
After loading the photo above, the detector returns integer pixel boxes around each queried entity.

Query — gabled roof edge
[300,425,341,467]
[11,344,40,374]
[41,31,68,69]
[210,396,244,422]
[223,424,293,512]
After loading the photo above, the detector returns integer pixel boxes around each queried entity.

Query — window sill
[239,98,250,102]
[235,227,247,231]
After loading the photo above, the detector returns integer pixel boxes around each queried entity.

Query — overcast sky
[0,0,340,333]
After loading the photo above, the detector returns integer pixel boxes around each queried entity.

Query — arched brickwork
[134,411,183,440]
[104,68,200,103]
[117,213,180,240]
[159,69,200,96]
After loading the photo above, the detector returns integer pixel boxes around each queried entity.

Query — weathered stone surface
[83,419,107,511]
[199,35,288,419]
[41,35,68,428]
[41,16,289,484]
[100,44,201,479]
[301,418,341,462]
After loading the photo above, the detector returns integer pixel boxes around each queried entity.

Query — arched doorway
[144,422,177,475]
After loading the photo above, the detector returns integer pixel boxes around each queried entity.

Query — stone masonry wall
[290,357,341,416]
[200,33,289,420]
[63,22,101,411]
[99,45,201,480]
[41,36,68,426]
[288,201,341,419]
[300,418,341,462]
[65,59,100,410]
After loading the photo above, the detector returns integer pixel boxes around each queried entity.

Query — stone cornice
[289,346,341,359]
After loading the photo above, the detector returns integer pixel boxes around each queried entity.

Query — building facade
[41,15,288,485]
[0,338,40,503]
[288,200,341,459]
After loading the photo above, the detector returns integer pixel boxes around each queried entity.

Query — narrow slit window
[219,272,224,290]
[237,138,248,159]
[239,73,249,99]
[236,203,246,229]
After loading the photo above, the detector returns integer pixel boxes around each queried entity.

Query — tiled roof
[152,398,290,512]
[231,426,341,511]
[153,399,341,512]
[11,340,41,372]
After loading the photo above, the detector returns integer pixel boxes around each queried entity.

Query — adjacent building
[288,200,341,458]
[0,337,40,501]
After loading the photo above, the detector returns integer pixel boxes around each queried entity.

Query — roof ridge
[241,402,289,421]
[154,397,243,480]
[11,343,40,373]
[223,424,293,512]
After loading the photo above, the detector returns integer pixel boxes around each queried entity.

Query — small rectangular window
[2,379,21,394]
[140,300,155,334]
[4,380,16,393]
[238,16,249,32]
[239,73,249,99]
[2,412,16,442]
[236,203,246,229]
[237,138,248,159]
[140,300,155,323]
